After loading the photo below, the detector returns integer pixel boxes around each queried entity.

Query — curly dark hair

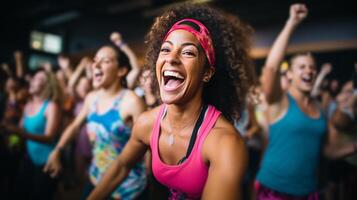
[144,2,256,122]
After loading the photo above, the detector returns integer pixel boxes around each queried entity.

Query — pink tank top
[150,104,221,199]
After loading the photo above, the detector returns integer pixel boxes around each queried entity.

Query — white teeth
[302,75,312,81]
[94,70,103,76]
[163,71,184,79]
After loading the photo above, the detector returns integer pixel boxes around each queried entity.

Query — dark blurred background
[0,0,356,82]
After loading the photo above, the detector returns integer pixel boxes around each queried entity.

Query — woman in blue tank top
[44,39,147,199]
[256,4,357,199]
[2,69,62,200]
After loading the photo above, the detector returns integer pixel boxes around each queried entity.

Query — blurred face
[91,46,120,89]
[29,71,47,95]
[5,78,19,93]
[287,55,317,93]
[330,79,339,92]
[139,69,153,93]
[156,29,207,104]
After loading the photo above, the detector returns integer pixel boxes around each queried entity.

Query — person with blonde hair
[2,68,62,200]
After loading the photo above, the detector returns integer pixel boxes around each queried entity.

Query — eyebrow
[163,40,199,49]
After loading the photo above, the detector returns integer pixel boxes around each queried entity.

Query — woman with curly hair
[88,2,255,199]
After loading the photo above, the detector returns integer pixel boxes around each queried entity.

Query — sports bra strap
[177,104,208,164]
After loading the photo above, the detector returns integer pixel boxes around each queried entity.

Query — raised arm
[262,4,308,104]
[202,123,248,200]
[311,63,332,98]
[110,32,141,89]
[57,55,73,81]
[67,56,92,96]
[14,50,24,78]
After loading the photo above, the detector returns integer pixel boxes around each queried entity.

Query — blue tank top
[257,94,327,196]
[86,90,146,199]
[23,100,55,166]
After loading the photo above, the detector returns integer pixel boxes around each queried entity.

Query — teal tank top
[23,100,55,166]
[257,94,327,196]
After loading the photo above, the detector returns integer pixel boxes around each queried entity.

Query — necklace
[165,106,202,146]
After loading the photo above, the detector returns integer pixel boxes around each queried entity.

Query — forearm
[22,132,56,144]
[311,73,327,98]
[87,158,130,200]
[262,21,296,102]
[121,45,141,89]
[265,20,296,70]
[68,65,85,90]
[324,141,357,159]
[15,57,24,78]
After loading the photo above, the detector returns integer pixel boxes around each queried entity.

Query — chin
[160,92,183,105]
[92,82,102,89]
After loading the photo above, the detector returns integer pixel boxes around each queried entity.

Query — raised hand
[14,50,23,60]
[320,63,332,75]
[288,4,308,26]
[110,32,123,46]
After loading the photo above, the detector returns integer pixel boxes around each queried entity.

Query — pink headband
[163,18,216,68]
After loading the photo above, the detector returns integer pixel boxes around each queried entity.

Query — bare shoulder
[47,101,59,110]
[122,89,143,106]
[206,116,244,145]
[132,105,163,145]
[203,116,246,163]
[83,90,99,105]
[123,89,140,100]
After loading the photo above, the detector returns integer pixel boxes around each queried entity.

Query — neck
[289,87,312,106]
[166,99,204,130]
[100,81,123,97]
[32,95,44,103]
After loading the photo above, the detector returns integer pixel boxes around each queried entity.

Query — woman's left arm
[202,126,248,200]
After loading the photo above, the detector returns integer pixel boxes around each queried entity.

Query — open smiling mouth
[163,70,185,90]
[93,70,103,81]
[301,75,313,84]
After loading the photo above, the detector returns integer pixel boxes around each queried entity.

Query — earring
[203,77,210,82]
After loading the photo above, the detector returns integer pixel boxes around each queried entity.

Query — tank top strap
[38,100,50,115]
[112,89,127,108]
[286,92,295,104]
[196,105,221,155]
[89,95,100,113]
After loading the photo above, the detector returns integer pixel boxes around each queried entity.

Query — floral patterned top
[86,90,146,199]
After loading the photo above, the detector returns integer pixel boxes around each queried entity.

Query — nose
[306,65,316,74]
[92,59,101,69]
[165,50,181,65]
